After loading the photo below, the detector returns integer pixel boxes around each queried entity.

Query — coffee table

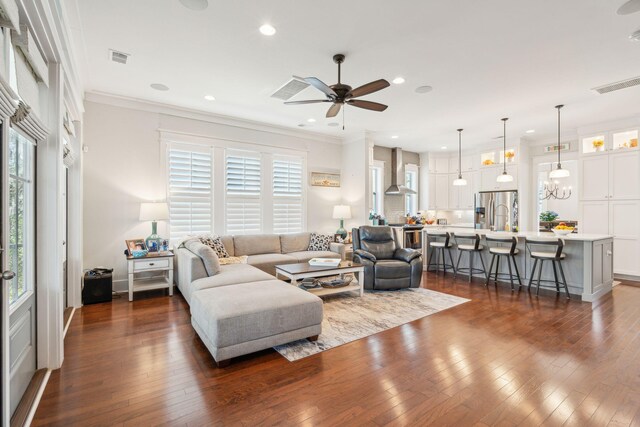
[275,261,365,297]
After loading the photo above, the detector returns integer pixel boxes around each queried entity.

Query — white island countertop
[423,227,613,242]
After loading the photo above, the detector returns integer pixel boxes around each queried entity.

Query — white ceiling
[68,0,640,152]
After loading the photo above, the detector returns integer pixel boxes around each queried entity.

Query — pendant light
[496,117,513,182]
[453,128,467,186]
[549,104,570,179]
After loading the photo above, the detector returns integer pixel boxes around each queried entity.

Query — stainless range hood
[385,147,416,195]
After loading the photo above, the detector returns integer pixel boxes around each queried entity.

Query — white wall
[83,98,342,287]
[340,134,370,229]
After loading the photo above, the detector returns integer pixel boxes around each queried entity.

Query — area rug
[274,288,469,361]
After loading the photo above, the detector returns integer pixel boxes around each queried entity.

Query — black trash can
[83,268,113,304]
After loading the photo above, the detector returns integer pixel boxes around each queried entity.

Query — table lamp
[332,205,352,239]
[139,202,169,249]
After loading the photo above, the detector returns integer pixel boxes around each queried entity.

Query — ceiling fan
[285,54,390,118]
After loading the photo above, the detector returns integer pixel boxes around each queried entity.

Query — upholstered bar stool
[426,231,456,275]
[453,232,487,283]
[525,237,570,299]
[484,235,522,291]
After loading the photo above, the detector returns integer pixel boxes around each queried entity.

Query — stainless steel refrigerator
[474,190,519,232]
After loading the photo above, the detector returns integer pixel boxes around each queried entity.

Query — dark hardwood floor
[33,274,640,426]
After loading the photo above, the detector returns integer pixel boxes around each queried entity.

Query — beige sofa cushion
[183,263,274,304]
[287,250,340,263]
[280,233,311,254]
[183,238,221,276]
[220,235,235,257]
[247,253,297,275]
[234,234,281,256]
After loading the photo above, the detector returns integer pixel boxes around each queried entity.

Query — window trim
[370,160,384,216]
[405,163,419,215]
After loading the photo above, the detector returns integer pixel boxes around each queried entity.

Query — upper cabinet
[480,148,516,168]
[581,128,639,155]
[580,151,640,201]
[449,154,475,173]
[480,165,518,192]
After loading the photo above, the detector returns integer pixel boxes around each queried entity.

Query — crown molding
[85,91,344,145]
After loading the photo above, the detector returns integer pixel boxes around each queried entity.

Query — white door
[480,167,500,191]
[609,200,640,275]
[2,128,37,419]
[609,152,640,200]
[459,172,476,209]
[580,201,609,235]
[580,155,609,201]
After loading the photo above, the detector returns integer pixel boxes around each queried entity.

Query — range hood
[385,148,416,195]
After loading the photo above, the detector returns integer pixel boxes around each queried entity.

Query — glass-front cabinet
[480,148,516,167]
[581,129,638,155]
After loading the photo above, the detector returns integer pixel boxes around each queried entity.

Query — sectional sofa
[174,232,345,366]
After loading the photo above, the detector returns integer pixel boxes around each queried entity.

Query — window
[8,128,35,305]
[370,162,384,215]
[225,150,262,235]
[272,156,304,234]
[405,165,418,215]
[167,146,213,241]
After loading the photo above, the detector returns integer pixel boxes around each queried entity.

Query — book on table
[308,258,341,267]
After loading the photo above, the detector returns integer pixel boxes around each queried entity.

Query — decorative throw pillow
[198,234,229,258]
[308,232,333,251]
[218,255,249,265]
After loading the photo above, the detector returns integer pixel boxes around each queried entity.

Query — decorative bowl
[552,228,573,236]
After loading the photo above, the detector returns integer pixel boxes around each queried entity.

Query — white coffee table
[275,261,365,297]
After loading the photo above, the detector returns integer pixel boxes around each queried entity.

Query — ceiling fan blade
[617,0,640,14]
[347,99,388,112]
[284,100,329,105]
[347,79,390,99]
[326,103,342,118]
[304,77,337,98]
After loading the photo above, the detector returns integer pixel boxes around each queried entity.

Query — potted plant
[540,211,559,230]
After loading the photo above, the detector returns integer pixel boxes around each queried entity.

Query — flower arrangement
[482,159,494,166]
[505,151,515,159]
[592,140,604,150]
[369,211,385,225]
[540,210,559,222]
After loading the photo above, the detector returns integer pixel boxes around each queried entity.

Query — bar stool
[525,237,570,299]
[426,231,456,275]
[485,235,522,291]
[453,233,487,283]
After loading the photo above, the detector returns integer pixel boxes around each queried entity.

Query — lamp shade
[496,172,514,183]
[549,167,570,179]
[332,205,352,219]
[139,202,169,221]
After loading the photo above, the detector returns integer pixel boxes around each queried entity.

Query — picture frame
[310,172,340,187]
[125,238,148,256]
[334,234,345,244]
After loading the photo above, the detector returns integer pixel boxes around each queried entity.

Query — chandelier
[541,179,572,200]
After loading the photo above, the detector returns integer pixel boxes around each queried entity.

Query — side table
[127,252,174,301]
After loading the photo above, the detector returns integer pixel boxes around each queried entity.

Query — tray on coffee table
[275,261,364,297]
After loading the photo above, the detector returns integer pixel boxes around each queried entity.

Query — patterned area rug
[274,288,469,361]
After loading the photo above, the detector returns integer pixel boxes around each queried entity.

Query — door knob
[1,270,16,281]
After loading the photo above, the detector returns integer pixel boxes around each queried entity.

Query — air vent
[592,76,640,94]
[271,76,310,100]
[109,49,130,65]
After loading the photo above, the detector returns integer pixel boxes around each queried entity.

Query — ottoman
[190,279,323,366]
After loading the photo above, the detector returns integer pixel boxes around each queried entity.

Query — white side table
[127,252,174,302]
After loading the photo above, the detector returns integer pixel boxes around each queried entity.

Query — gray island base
[423,228,614,302]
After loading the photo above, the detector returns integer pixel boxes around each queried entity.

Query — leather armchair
[352,226,423,290]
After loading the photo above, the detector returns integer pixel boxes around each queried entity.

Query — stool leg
[494,256,500,286]
[552,261,560,294]
[454,250,462,280]
[506,255,515,291]
[536,260,544,296]
[528,259,538,290]
[427,247,435,272]
[448,249,456,274]
[511,255,523,290]
[558,261,571,299]
[479,252,487,278]
[468,252,474,283]
[485,254,495,286]
[436,248,441,274]
[442,248,448,274]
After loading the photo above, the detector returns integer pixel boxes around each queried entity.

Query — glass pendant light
[549,104,570,179]
[496,117,514,182]
[453,128,467,186]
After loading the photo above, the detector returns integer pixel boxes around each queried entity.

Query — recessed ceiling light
[415,85,433,94]
[392,77,405,85]
[150,83,169,91]
[307,118,316,123]
[391,135,399,139]
[441,146,447,150]
[328,122,339,127]
[259,24,276,36]
[204,95,216,101]
[526,129,535,134]
[179,0,208,11]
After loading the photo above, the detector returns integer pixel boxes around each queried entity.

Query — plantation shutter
[168,147,213,241]
[225,151,262,235]
[272,156,304,234]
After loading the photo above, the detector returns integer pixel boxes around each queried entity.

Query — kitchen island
[423,227,614,302]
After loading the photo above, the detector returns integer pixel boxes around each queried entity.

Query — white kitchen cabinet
[580,156,609,201]
[434,157,449,174]
[435,174,449,209]
[428,173,436,209]
[580,201,610,235]
[448,174,460,209]
[428,156,436,172]
[449,154,475,174]
[609,151,640,200]
[480,165,518,191]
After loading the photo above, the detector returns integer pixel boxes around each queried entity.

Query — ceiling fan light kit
[496,118,514,183]
[284,54,390,122]
[453,128,467,186]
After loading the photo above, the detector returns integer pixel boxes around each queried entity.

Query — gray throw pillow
[308,232,333,251]
[183,238,221,276]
